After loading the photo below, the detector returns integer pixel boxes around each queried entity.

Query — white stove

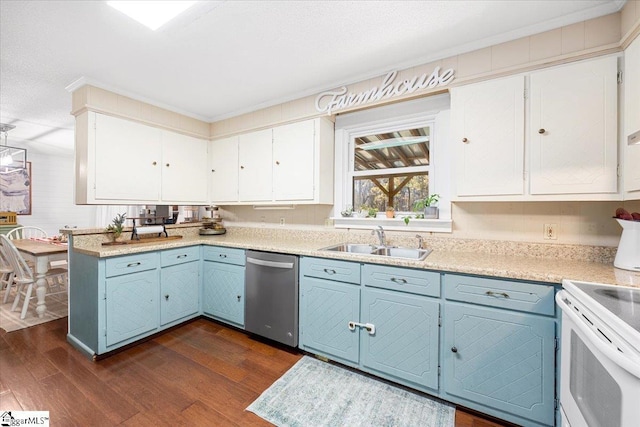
[556,279,640,427]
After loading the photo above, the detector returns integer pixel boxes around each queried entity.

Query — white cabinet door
[273,120,315,201]
[161,131,208,203]
[238,129,273,202]
[451,76,525,197]
[94,114,161,201]
[624,37,640,197]
[529,56,618,195]
[210,136,239,203]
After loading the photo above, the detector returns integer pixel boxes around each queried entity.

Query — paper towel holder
[130,217,168,240]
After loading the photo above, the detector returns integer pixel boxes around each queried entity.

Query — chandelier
[0,123,27,173]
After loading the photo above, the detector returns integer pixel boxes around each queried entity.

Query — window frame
[333,96,452,232]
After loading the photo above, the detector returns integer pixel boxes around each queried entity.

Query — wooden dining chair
[0,242,16,304]
[0,235,68,319]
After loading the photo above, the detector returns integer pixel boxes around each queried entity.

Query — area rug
[247,356,455,427]
[0,291,68,332]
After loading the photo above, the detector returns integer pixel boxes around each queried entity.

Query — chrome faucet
[372,226,386,247]
[416,234,424,249]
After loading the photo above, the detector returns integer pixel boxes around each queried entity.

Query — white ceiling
[0,0,625,154]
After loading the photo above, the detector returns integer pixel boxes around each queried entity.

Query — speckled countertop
[66,225,640,288]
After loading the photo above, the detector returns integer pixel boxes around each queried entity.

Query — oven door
[556,291,640,427]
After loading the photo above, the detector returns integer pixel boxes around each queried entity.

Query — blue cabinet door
[443,302,556,426]
[299,276,360,364]
[202,261,245,327]
[160,260,200,326]
[105,269,159,348]
[361,288,440,391]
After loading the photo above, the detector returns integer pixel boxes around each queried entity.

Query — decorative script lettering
[315,67,455,115]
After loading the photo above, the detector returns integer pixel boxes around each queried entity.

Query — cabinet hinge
[438,311,441,327]
[617,164,621,178]
[554,398,559,410]
[438,365,441,376]
[104,328,107,337]
[617,71,623,84]
[554,337,559,351]
[523,88,528,100]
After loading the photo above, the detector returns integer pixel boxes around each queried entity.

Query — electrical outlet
[279,217,285,226]
[544,223,557,240]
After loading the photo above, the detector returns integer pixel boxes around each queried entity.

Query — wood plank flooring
[0,318,509,426]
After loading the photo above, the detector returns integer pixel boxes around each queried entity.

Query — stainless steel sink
[372,246,432,260]
[320,243,432,260]
[320,243,377,254]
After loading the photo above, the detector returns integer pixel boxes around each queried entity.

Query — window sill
[332,217,452,233]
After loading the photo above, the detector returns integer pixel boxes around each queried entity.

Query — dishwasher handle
[246,256,294,269]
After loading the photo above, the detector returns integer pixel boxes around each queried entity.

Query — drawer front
[202,246,245,265]
[362,264,440,297]
[160,246,200,268]
[300,257,360,285]
[105,252,159,278]
[443,274,555,315]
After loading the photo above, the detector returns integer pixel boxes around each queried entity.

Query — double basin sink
[320,243,432,261]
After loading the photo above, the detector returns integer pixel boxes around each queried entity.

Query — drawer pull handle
[451,346,458,353]
[390,277,407,284]
[486,291,510,298]
[165,294,169,301]
[324,268,336,275]
[219,254,227,258]
[127,262,141,267]
[177,254,188,259]
[348,321,376,335]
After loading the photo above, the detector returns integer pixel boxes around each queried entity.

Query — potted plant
[385,206,395,218]
[106,212,127,242]
[413,194,440,219]
[367,207,378,218]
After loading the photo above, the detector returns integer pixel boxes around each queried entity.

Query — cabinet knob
[462,137,468,143]
[275,160,280,165]
[451,346,458,353]
[152,161,157,166]
[237,295,241,302]
[211,169,215,172]
[165,294,169,301]
[240,165,245,169]
[538,128,546,134]
[166,163,170,167]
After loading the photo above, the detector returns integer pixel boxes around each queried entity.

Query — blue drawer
[443,274,555,316]
[160,246,200,267]
[362,264,440,297]
[300,257,360,285]
[202,246,245,265]
[105,252,159,278]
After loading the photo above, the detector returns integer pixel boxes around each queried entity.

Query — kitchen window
[334,95,452,232]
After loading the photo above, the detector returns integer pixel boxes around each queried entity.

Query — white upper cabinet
[451,55,620,201]
[76,111,208,205]
[212,117,334,205]
[161,131,208,204]
[451,76,525,197]
[238,129,273,202]
[624,36,640,198]
[209,136,239,203]
[273,120,316,201]
[529,56,618,196]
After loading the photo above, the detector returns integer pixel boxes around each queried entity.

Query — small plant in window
[385,206,395,218]
[403,215,412,225]
[367,207,378,218]
[341,205,353,217]
[413,194,440,219]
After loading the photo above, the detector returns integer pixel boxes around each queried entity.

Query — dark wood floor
[0,318,508,426]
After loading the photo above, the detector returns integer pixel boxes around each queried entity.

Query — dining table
[12,238,68,318]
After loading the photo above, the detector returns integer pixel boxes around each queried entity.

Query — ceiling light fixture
[107,1,198,31]
[0,123,27,174]
[357,136,429,151]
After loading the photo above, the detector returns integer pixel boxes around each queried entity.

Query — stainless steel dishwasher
[245,250,299,347]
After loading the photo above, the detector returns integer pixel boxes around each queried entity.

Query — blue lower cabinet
[160,260,200,326]
[299,276,360,365]
[105,269,159,348]
[360,288,440,391]
[202,261,245,327]
[443,302,556,426]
